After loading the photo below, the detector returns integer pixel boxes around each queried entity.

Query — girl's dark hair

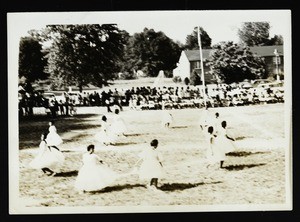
[42,132,48,139]
[221,121,227,128]
[87,144,95,152]
[208,126,214,134]
[49,120,55,125]
[150,139,158,147]
[102,115,107,121]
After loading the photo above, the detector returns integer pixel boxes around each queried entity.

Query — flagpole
[197,26,207,109]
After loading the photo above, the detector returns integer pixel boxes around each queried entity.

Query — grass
[15,103,290,213]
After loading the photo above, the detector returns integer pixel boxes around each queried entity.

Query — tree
[205,41,267,84]
[238,22,271,46]
[267,34,284,45]
[184,27,212,50]
[122,28,182,77]
[41,24,126,92]
[190,70,201,86]
[18,36,48,87]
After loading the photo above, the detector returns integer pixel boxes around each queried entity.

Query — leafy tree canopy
[18,36,48,85]
[37,24,127,91]
[205,41,267,84]
[122,28,182,77]
[238,22,283,46]
[184,27,212,50]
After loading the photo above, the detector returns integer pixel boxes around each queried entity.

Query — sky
[7,10,291,45]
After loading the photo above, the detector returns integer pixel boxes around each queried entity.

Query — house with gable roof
[172,45,284,84]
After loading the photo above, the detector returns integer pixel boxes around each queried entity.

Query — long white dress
[205,133,226,164]
[161,111,173,127]
[138,147,164,180]
[74,153,119,192]
[94,120,118,144]
[216,127,236,153]
[29,140,65,170]
[45,125,63,146]
[109,114,127,136]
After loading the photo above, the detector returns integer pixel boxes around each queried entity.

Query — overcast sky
[8,10,290,45]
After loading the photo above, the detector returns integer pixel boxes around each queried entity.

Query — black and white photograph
[7,10,292,214]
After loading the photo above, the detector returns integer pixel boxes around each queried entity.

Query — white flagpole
[197,26,207,108]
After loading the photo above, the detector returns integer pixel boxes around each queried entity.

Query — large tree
[238,22,270,46]
[40,24,126,92]
[184,27,212,50]
[18,36,48,88]
[205,41,267,84]
[122,28,182,77]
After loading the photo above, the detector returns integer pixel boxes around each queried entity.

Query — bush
[119,71,137,80]
[184,77,190,85]
[173,76,182,83]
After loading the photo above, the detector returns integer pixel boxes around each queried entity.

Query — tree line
[19,22,283,93]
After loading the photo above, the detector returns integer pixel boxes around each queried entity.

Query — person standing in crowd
[29,132,65,176]
[74,144,120,193]
[134,139,164,190]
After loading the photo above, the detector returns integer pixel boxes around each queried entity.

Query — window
[273,56,281,64]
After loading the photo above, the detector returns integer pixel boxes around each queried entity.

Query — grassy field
[14,103,291,213]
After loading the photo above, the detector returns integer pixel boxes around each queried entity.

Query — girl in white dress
[134,139,164,189]
[29,132,65,176]
[205,126,226,168]
[199,108,209,130]
[45,120,63,147]
[216,121,236,154]
[161,110,173,128]
[74,144,119,193]
[94,115,118,145]
[109,109,127,136]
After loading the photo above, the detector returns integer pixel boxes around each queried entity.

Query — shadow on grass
[171,126,188,129]
[54,170,78,177]
[159,181,222,192]
[112,142,138,146]
[223,163,266,171]
[226,151,270,157]
[89,184,146,194]
[125,133,149,137]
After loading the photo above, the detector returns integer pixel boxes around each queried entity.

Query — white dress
[161,111,173,127]
[138,147,164,180]
[29,141,65,170]
[199,109,209,129]
[205,133,226,164]
[94,120,118,144]
[45,125,63,146]
[216,127,235,153]
[74,153,119,192]
[109,114,127,135]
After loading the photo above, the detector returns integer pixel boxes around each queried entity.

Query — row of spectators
[18,83,284,117]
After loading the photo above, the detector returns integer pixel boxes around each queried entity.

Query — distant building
[172,45,284,84]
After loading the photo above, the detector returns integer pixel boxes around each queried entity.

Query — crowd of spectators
[18,82,284,118]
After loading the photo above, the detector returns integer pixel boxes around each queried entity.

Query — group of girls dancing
[29,108,236,193]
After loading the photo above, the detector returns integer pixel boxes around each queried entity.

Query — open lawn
[14,103,291,213]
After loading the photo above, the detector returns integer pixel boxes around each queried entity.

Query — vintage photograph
[8,10,292,214]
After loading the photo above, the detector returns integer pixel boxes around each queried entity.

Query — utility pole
[197,26,207,108]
